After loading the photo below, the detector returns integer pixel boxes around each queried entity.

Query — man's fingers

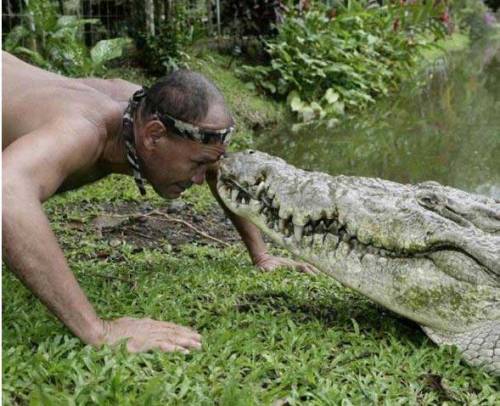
[108,317,204,354]
[298,263,320,275]
[161,334,202,350]
[159,320,200,336]
[153,335,201,351]
[257,257,320,275]
[148,322,202,349]
[149,320,202,341]
[158,343,190,353]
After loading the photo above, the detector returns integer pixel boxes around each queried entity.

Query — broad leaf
[324,88,340,104]
[90,38,132,66]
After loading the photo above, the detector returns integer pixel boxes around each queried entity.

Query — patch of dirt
[89,201,240,252]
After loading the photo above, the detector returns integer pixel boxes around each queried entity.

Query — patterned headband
[155,112,234,145]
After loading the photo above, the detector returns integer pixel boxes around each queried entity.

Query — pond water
[257,38,500,199]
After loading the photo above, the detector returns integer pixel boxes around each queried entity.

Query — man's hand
[101,317,202,353]
[253,252,320,275]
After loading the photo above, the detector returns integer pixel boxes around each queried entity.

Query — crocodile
[216,150,500,375]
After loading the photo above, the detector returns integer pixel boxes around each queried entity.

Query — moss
[399,285,478,321]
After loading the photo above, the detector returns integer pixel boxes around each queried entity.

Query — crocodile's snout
[217,150,500,375]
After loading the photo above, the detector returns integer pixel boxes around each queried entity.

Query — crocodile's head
[217,150,500,333]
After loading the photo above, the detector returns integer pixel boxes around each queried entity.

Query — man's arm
[206,166,318,274]
[3,118,201,351]
[3,120,106,343]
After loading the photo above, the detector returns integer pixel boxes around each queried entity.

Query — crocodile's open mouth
[217,175,397,259]
[216,150,499,289]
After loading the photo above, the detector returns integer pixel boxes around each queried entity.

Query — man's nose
[191,169,206,185]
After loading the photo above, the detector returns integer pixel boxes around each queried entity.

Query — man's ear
[142,120,166,150]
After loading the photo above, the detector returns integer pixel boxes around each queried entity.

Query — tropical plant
[219,0,287,38]
[3,0,131,76]
[239,0,448,126]
[451,0,498,39]
[133,2,208,75]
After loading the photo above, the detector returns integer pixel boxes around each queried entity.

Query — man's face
[136,105,231,199]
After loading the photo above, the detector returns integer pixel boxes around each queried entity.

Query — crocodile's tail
[422,321,500,375]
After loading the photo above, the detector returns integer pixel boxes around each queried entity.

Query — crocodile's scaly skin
[217,150,500,375]
[423,322,500,374]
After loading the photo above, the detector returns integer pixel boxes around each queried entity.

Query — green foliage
[188,49,288,151]
[137,22,189,75]
[136,3,207,75]
[220,0,286,37]
[239,1,447,125]
[451,0,499,40]
[3,0,131,76]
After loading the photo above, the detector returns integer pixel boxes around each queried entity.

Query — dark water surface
[257,39,500,199]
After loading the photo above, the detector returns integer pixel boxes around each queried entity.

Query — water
[257,39,500,199]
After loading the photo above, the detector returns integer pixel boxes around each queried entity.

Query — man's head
[133,70,234,198]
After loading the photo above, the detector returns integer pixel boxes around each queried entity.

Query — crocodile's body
[217,150,500,375]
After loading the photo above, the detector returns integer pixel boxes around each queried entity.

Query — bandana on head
[122,87,234,196]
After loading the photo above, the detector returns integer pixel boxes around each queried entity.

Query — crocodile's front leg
[422,321,500,375]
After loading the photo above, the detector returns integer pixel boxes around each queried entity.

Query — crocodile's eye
[248,150,255,154]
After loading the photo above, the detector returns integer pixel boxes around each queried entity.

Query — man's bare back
[2,51,143,191]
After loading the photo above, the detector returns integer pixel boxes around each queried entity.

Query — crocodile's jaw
[217,151,500,334]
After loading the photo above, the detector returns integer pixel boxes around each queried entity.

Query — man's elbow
[2,177,38,213]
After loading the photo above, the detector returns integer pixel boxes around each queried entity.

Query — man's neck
[100,131,132,176]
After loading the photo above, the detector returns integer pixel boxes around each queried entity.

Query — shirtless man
[2,51,316,353]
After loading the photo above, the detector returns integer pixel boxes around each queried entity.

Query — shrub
[3,0,131,76]
[239,0,447,126]
[133,3,207,75]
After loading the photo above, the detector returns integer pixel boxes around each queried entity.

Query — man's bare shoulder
[3,81,123,150]
[75,77,141,102]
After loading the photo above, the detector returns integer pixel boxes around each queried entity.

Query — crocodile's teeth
[316,221,325,234]
[231,189,239,201]
[279,218,286,231]
[328,221,339,234]
[294,225,304,242]
[249,199,260,211]
[304,224,313,235]
[256,182,266,197]
[303,235,313,247]
[313,233,323,247]
[337,241,350,258]
[324,234,339,249]
[218,183,226,195]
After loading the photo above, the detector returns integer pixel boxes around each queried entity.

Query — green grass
[4,175,500,405]
[3,52,499,405]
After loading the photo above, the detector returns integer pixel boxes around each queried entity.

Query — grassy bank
[3,51,500,404]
